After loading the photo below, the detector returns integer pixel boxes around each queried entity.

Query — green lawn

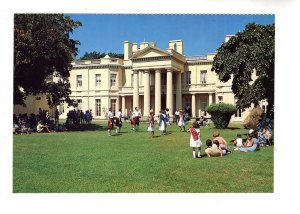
[13,121,273,193]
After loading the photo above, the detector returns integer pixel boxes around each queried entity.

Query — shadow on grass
[227,127,241,130]
[66,124,106,132]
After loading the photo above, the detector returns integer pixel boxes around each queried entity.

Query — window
[95,74,101,87]
[77,75,82,87]
[95,99,101,116]
[200,70,207,84]
[218,96,223,103]
[185,71,191,85]
[110,74,117,87]
[131,74,134,87]
[174,43,177,51]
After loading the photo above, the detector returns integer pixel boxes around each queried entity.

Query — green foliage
[212,23,274,118]
[80,51,124,60]
[206,103,237,129]
[80,51,106,60]
[14,14,82,106]
[13,122,273,193]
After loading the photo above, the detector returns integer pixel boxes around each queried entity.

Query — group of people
[13,109,53,134]
[13,107,95,134]
[186,121,271,159]
[65,109,93,127]
[107,108,123,136]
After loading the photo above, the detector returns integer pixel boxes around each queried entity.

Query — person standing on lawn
[147,110,155,138]
[107,108,114,136]
[178,109,186,132]
[158,110,167,134]
[188,122,202,158]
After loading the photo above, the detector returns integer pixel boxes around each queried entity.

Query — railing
[119,83,215,94]
[182,83,216,91]
[186,55,207,61]
[74,58,123,66]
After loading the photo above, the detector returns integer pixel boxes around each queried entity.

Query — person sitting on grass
[188,122,202,158]
[237,129,259,152]
[233,133,244,150]
[212,131,231,154]
[36,121,51,133]
[20,120,31,134]
[205,139,224,158]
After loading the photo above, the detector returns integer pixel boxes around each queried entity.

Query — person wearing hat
[187,122,202,158]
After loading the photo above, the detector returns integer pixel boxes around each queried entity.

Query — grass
[13,121,273,193]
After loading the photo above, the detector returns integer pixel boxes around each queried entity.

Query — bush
[206,103,237,129]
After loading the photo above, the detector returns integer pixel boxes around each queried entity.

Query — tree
[206,103,237,129]
[211,23,274,118]
[14,14,82,107]
[80,51,106,60]
[79,51,124,60]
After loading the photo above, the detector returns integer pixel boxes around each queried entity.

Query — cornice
[131,55,172,62]
[72,64,122,70]
[187,61,213,65]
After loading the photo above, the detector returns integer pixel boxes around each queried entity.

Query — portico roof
[130,46,186,64]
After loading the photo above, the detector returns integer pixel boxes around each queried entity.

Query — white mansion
[14,36,268,122]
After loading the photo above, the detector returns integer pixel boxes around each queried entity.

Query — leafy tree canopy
[80,51,124,60]
[14,14,82,107]
[212,23,274,118]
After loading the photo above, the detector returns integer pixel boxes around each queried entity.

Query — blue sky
[68,14,275,59]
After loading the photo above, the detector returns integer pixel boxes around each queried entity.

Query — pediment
[131,46,172,59]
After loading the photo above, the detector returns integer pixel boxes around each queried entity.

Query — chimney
[169,40,183,55]
[124,41,133,60]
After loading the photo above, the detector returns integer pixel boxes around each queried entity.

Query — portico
[128,45,186,118]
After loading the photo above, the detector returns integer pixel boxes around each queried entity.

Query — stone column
[155,69,161,116]
[144,70,150,117]
[208,93,213,106]
[176,72,182,110]
[166,68,173,116]
[122,96,126,116]
[192,94,196,117]
[133,70,139,109]
[116,96,120,114]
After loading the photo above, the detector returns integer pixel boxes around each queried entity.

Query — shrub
[206,103,237,129]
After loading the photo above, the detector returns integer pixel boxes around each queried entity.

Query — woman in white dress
[188,122,202,158]
[178,110,186,132]
[158,110,167,134]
